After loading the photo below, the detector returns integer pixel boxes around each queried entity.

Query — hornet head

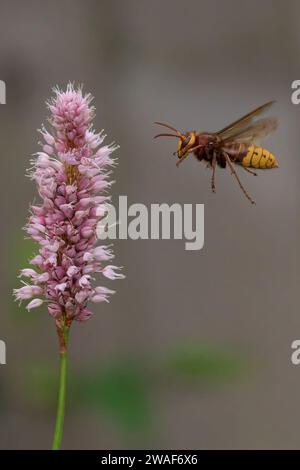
[154,122,199,166]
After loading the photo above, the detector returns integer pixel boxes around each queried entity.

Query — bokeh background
[0,0,300,450]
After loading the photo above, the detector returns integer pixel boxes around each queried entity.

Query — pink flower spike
[14,83,124,328]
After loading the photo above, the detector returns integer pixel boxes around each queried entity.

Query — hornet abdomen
[224,143,279,169]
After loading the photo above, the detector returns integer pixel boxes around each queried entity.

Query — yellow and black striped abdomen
[242,145,279,169]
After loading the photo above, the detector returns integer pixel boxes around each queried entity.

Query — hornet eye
[182,136,191,147]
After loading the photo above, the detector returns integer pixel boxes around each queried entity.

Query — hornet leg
[243,166,257,176]
[223,152,256,205]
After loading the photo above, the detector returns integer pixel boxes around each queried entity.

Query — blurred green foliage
[20,344,245,438]
[74,362,152,433]
[164,344,244,384]
[23,362,58,409]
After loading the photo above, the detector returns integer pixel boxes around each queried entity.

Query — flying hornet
[154,101,279,204]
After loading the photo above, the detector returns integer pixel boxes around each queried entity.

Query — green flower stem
[52,327,69,450]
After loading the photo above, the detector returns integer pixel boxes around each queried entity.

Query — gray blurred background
[0,0,300,450]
